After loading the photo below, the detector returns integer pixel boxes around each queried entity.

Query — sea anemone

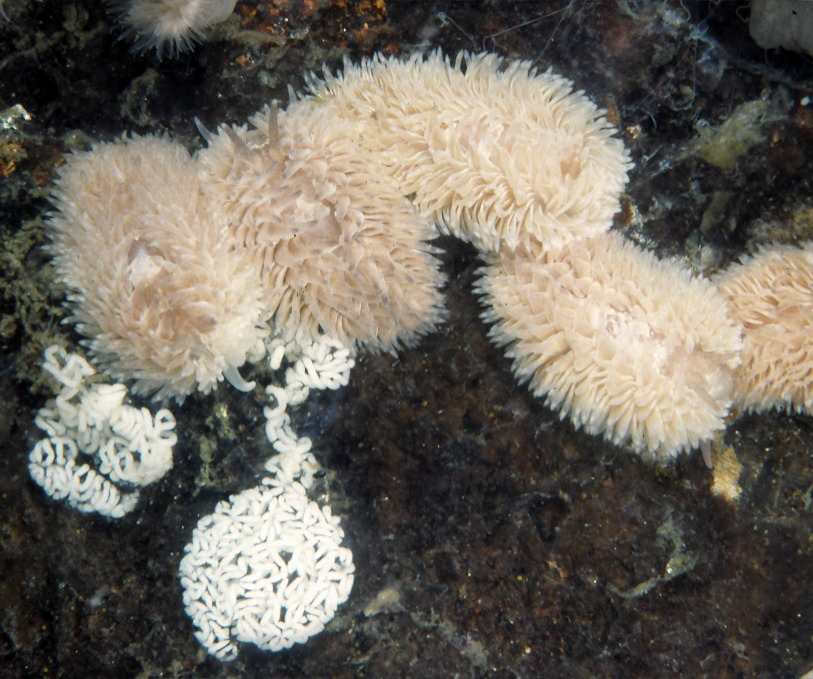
[48,134,269,400]
[110,0,237,57]
[716,241,813,413]
[476,232,743,458]
[305,51,631,252]
[196,103,447,353]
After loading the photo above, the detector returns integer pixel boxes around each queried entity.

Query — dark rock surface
[1,1,812,677]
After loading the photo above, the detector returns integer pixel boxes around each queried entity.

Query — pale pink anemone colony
[47,50,813,462]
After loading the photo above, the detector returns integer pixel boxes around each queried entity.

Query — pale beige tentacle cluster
[49,50,809,462]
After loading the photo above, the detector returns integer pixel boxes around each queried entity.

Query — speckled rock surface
[1,1,812,677]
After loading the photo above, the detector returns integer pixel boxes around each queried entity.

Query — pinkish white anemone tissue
[304,51,631,253]
[196,103,447,353]
[476,232,743,459]
[48,134,268,401]
[716,241,813,414]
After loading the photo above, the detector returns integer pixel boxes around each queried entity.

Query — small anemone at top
[109,0,237,58]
